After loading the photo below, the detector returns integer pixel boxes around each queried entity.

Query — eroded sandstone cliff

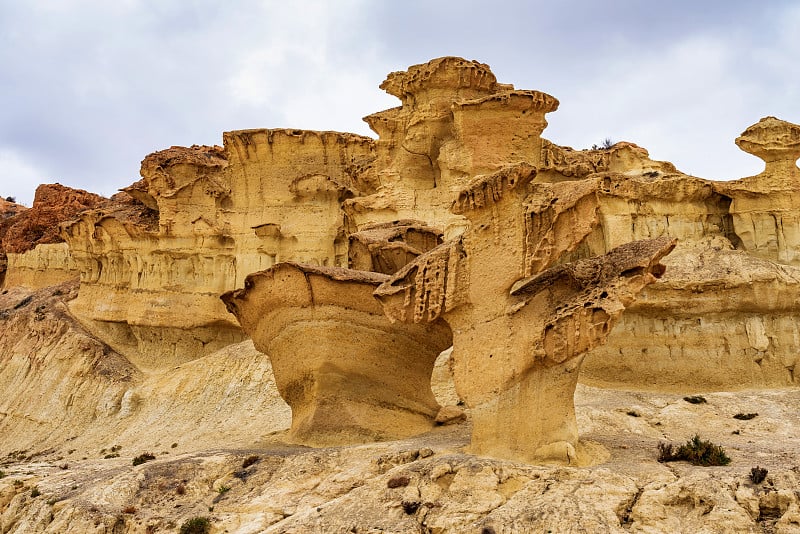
[2,56,800,533]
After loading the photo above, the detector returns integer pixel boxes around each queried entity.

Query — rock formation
[0,184,107,289]
[375,162,676,463]
[222,262,452,446]
[578,118,800,391]
[3,55,800,532]
[0,196,26,286]
[61,133,374,368]
[348,220,443,275]
[345,57,559,238]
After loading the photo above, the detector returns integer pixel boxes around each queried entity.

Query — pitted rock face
[735,116,800,164]
[379,56,500,106]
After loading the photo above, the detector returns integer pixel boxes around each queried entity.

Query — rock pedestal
[222,262,452,446]
[376,163,676,464]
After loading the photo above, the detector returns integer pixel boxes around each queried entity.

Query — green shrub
[179,516,211,534]
[30,487,41,498]
[132,453,156,466]
[657,435,731,466]
[750,466,768,484]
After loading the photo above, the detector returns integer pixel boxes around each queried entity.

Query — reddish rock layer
[1,184,109,254]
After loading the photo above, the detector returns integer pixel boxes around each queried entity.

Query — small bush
[626,410,640,417]
[733,413,758,420]
[176,483,186,495]
[104,453,120,459]
[401,500,420,514]
[591,138,615,150]
[683,395,707,405]
[30,487,41,498]
[0,470,5,478]
[242,455,259,469]
[122,505,136,514]
[132,453,156,466]
[657,435,731,466]
[217,485,230,494]
[179,516,211,534]
[750,466,768,484]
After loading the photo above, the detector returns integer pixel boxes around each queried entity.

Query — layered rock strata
[62,133,375,368]
[576,118,800,390]
[221,262,452,446]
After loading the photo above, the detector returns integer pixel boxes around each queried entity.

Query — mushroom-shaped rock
[221,262,452,446]
[375,164,676,464]
[377,237,675,464]
[719,117,800,265]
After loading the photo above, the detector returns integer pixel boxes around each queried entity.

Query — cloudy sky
[1,0,798,206]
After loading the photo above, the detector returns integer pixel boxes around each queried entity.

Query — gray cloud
[1,0,798,206]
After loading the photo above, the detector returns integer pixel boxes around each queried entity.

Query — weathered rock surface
[3,56,800,532]
[0,196,27,286]
[222,262,452,446]
[577,118,800,390]
[0,281,293,461]
[376,161,676,464]
[0,184,107,289]
[2,373,800,533]
[62,133,374,368]
[347,57,559,238]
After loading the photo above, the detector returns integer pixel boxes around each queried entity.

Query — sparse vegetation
[402,500,420,514]
[657,435,731,466]
[122,505,137,514]
[683,395,707,405]
[5,196,16,203]
[733,413,758,420]
[104,453,120,459]
[591,138,615,150]
[217,484,231,494]
[626,410,640,417]
[750,466,768,484]
[0,470,5,479]
[179,516,211,534]
[30,487,41,498]
[132,453,156,466]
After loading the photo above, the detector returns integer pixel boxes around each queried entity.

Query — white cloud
[544,33,770,181]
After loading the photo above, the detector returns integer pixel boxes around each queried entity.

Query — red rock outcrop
[1,183,107,254]
[0,184,111,289]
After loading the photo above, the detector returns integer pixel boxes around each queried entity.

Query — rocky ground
[2,284,800,533]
